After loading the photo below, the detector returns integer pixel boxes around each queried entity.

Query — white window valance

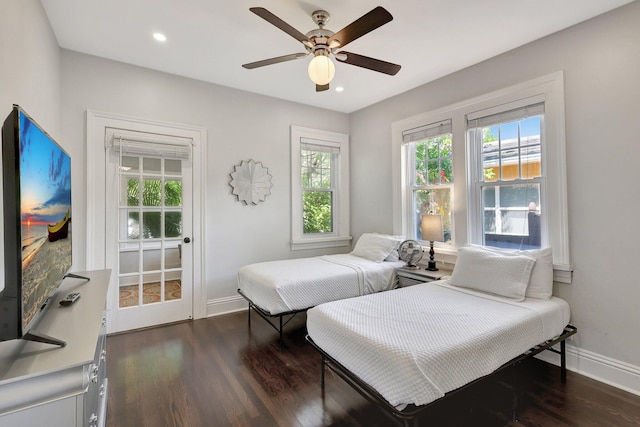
[106,130,193,160]
[402,119,452,143]
[466,95,545,128]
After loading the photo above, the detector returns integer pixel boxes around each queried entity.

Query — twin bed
[238,237,576,426]
[237,253,404,347]
[237,233,405,347]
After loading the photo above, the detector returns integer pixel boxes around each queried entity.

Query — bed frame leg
[561,338,567,382]
[247,303,251,327]
[321,355,326,393]
[279,315,284,351]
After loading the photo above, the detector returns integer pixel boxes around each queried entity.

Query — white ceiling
[41,0,634,113]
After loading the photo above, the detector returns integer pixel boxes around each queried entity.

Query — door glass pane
[165,180,182,206]
[142,273,162,305]
[142,211,162,239]
[165,245,182,270]
[165,212,182,238]
[143,179,162,206]
[143,246,161,272]
[127,211,140,239]
[124,177,139,206]
[143,157,161,173]
[119,276,140,308]
[119,244,139,274]
[165,159,181,174]
[122,156,140,173]
[165,271,182,302]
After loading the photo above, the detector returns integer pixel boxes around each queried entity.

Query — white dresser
[0,269,110,427]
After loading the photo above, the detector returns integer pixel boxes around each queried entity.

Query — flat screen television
[1,105,75,346]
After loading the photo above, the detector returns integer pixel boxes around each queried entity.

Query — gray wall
[60,50,349,302]
[0,1,60,137]
[0,0,61,287]
[350,1,640,367]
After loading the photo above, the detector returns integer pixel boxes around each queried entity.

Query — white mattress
[237,254,404,314]
[306,279,570,408]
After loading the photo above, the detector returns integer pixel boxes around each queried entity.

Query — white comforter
[306,280,570,408]
[237,254,404,314]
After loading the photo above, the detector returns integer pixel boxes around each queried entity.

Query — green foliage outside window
[413,135,453,241]
[303,191,333,233]
[126,177,182,239]
[414,135,452,186]
[302,149,334,234]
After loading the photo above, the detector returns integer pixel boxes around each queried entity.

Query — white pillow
[351,233,401,262]
[469,244,553,299]
[383,235,405,262]
[449,246,536,301]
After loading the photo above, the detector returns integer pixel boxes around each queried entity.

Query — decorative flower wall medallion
[229,159,273,205]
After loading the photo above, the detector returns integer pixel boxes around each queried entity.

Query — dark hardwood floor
[106,311,640,427]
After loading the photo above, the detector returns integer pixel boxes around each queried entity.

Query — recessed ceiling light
[335,86,344,93]
[153,33,167,42]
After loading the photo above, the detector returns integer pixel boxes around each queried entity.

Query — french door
[105,129,194,332]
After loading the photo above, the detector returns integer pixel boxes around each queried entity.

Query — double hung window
[291,126,350,250]
[393,72,571,281]
[301,142,337,234]
[467,99,545,249]
[403,120,453,242]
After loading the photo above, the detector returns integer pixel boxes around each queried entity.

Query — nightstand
[396,267,452,287]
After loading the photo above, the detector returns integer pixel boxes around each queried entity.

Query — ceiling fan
[242,6,401,92]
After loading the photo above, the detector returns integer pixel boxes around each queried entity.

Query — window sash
[468,103,547,249]
[404,128,453,242]
[291,126,350,250]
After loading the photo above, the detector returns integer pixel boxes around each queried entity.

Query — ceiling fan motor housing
[311,10,330,27]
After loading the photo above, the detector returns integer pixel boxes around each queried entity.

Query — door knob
[183,237,191,244]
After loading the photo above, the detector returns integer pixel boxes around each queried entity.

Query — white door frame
[86,110,207,333]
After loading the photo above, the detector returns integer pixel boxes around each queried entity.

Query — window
[301,142,336,234]
[392,72,571,282]
[291,126,350,250]
[403,120,453,242]
[467,100,545,249]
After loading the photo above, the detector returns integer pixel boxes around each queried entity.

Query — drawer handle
[90,365,99,383]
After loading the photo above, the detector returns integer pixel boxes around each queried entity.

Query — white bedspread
[306,280,570,408]
[237,254,404,314]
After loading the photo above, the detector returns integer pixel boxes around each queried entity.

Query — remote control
[60,292,81,306]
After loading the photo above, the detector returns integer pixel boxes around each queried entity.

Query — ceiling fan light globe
[308,55,335,86]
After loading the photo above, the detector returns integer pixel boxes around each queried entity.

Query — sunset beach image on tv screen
[19,111,72,328]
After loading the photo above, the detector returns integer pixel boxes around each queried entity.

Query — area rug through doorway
[119,280,182,307]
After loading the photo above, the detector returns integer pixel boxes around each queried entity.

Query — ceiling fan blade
[250,7,309,44]
[316,83,330,92]
[335,51,401,75]
[242,53,308,69]
[327,6,393,49]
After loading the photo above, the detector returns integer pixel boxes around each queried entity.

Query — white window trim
[392,72,572,282]
[291,125,351,250]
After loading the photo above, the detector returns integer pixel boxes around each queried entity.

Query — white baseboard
[536,343,640,397]
[206,294,247,317]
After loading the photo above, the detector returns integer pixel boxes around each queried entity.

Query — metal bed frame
[306,324,577,427]
[237,288,308,350]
